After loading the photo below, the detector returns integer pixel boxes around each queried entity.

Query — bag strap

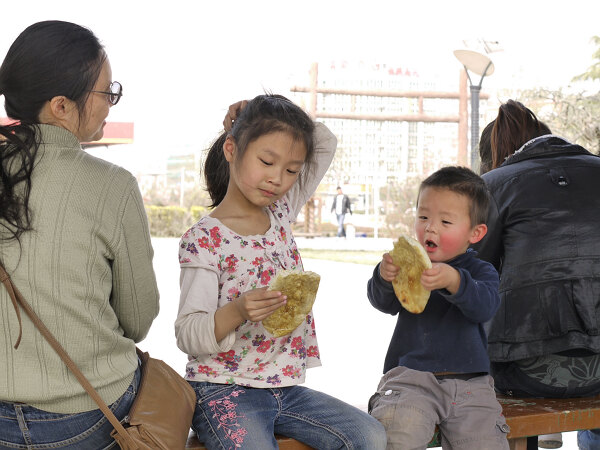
[0,264,23,349]
[0,262,138,448]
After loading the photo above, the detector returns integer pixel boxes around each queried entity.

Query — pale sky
[2,0,600,156]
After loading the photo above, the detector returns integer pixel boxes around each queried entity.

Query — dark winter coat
[331,194,352,215]
[474,135,600,363]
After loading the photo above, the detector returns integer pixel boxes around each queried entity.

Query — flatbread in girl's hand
[389,235,432,314]
[263,270,320,337]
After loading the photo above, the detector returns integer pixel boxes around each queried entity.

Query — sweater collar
[36,124,81,150]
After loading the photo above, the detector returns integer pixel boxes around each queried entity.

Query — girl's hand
[379,252,400,283]
[233,287,286,322]
[223,100,249,131]
[421,263,461,294]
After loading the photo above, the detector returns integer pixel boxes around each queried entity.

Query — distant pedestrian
[331,186,352,237]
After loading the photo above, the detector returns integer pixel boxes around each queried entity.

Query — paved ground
[141,237,580,449]
[295,235,395,251]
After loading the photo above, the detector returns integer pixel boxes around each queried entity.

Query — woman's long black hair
[0,20,105,242]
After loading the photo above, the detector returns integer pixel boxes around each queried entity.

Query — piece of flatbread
[262,270,321,337]
[389,234,432,314]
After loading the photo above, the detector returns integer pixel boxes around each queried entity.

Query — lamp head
[453,49,495,76]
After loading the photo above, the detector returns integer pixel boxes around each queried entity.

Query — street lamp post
[453,49,495,172]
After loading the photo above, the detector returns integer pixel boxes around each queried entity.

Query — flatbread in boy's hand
[389,235,432,314]
[262,270,321,337]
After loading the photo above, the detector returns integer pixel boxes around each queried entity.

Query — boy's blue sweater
[367,249,500,375]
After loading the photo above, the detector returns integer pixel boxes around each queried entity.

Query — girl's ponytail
[204,132,230,208]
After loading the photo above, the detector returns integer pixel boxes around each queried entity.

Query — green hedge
[190,206,206,223]
[145,205,207,237]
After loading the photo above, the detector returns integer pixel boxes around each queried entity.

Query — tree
[516,88,600,155]
[573,36,600,82]
[511,36,600,155]
[383,176,421,237]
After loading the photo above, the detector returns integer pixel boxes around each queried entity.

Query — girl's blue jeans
[190,381,387,449]
[578,429,600,450]
[0,365,140,450]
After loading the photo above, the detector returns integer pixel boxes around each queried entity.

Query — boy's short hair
[418,166,490,226]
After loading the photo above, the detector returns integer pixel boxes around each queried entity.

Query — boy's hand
[421,263,461,295]
[379,252,400,283]
[233,287,286,322]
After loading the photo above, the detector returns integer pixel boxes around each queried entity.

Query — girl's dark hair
[204,94,315,207]
[418,166,490,226]
[490,100,551,170]
[0,20,105,242]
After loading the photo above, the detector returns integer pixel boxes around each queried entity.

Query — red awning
[86,121,134,145]
[0,119,134,146]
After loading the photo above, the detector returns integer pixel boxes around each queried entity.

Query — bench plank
[186,394,600,449]
[500,393,600,449]
[500,394,600,438]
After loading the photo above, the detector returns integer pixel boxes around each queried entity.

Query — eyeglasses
[90,81,123,105]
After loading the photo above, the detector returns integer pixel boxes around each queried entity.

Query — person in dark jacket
[331,186,352,237]
[475,100,600,450]
[368,167,509,450]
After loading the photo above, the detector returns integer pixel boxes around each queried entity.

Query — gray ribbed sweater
[0,124,159,413]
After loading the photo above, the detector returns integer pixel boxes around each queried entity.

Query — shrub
[145,206,202,237]
[190,206,207,224]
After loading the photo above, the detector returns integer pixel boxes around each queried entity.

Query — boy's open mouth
[425,240,437,248]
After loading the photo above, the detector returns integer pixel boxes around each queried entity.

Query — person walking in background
[175,95,386,449]
[476,100,600,450]
[367,167,509,450]
[331,186,352,237]
[0,21,159,448]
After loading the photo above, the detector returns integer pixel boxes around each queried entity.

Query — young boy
[367,166,510,450]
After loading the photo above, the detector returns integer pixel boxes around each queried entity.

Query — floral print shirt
[178,200,321,386]
[176,123,336,388]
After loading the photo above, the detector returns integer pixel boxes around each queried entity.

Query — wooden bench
[186,394,600,449]
[499,394,600,449]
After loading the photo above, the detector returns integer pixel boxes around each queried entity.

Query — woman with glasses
[0,21,159,449]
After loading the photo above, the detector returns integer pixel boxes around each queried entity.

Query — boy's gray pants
[368,366,510,450]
